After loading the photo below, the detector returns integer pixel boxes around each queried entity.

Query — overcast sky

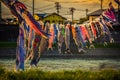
[1,0,118,20]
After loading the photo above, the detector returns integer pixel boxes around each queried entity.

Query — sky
[1,0,118,20]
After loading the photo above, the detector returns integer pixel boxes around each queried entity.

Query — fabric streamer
[65,23,71,54]
[1,0,50,71]
[16,22,25,71]
[114,0,120,5]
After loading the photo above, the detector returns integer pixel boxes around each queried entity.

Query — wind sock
[57,24,65,54]
[99,18,109,33]
[99,18,113,43]
[101,15,114,29]
[16,22,25,71]
[30,33,41,66]
[102,3,116,22]
[65,23,71,54]
[72,24,86,52]
[100,2,116,29]
[94,22,101,38]
[53,23,58,46]
[19,9,49,39]
[35,23,50,65]
[48,24,54,50]
[25,28,35,62]
[90,22,97,39]
[114,0,120,5]
[1,0,49,39]
[1,0,23,23]
[80,25,90,42]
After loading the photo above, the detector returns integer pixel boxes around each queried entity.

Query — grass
[0,65,120,80]
[0,59,120,80]
[94,43,120,48]
[83,41,120,48]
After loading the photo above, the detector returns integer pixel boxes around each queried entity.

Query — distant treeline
[0,24,19,42]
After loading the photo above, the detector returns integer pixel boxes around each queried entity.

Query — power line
[25,4,54,14]
[25,4,45,13]
[61,6,85,11]
[44,0,56,3]
[44,0,84,3]
[19,0,90,19]
[59,11,71,15]
[75,8,86,11]
[39,6,55,11]
[20,0,30,3]
[38,4,54,9]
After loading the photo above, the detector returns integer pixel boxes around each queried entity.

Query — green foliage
[94,43,120,48]
[0,67,120,80]
[79,17,89,24]
[0,65,5,75]
[0,42,17,48]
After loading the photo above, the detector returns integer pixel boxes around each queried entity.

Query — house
[34,13,47,21]
[34,13,67,24]
[43,13,67,24]
[87,9,119,22]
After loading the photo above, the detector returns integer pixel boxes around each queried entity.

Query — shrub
[0,69,120,80]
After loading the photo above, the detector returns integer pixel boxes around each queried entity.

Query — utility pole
[70,7,75,22]
[55,2,61,14]
[100,0,103,10]
[0,2,1,20]
[32,0,34,16]
[86,9,88,17]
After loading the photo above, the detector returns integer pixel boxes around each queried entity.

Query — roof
[87,9,106,16]
[35,13,47,19]
[44,13,67,20]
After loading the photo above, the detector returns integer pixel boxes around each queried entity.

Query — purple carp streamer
[114,0,120,5]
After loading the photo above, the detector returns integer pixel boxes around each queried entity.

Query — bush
[0,42,17,48]
[0,68,120,80]
[0,65,5,75]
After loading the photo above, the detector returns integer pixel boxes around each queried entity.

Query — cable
[20,0,32,4]
[20,0,29,3]
[38,4,54,9]
[44,0,85,3]
[39,6,55,11]
[25,4,54,14]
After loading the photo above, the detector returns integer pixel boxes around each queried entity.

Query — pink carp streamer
[114,0,120,5]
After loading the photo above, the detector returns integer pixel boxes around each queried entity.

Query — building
[34,13,67,24]
[34,13,47,21]
[43,13,67,24]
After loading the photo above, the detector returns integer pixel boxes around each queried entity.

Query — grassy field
[0,59,120,71]
[0,59,120,80]
[0,42,120,79]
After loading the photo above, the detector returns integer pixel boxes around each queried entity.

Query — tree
[79,17,89,24]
